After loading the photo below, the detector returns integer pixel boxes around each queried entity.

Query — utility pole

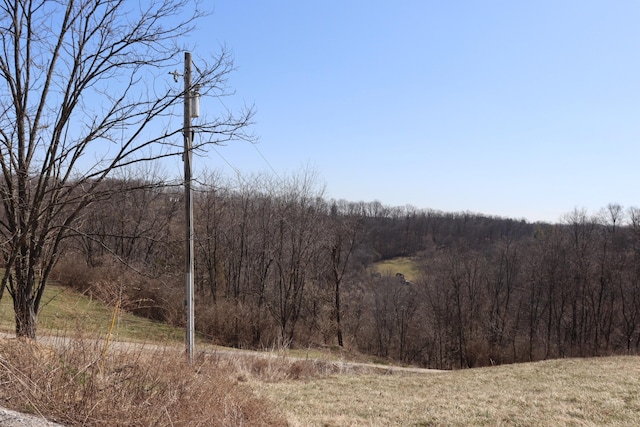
[183,51,195,364]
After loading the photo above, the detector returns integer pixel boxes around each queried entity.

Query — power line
[251,143,281,181]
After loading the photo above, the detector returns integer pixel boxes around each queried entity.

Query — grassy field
[251,356,640,426]
[373,256,421,282]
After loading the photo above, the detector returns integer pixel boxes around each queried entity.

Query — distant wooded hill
[48,176,639,369]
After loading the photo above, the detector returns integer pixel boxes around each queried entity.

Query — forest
[50,171,640,370]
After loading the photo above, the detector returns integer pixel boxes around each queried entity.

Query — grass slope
[252,356,640,426]
[373,256,420,282]
[0,284,183,342]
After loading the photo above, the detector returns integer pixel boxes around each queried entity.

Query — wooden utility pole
[184,51,195,364]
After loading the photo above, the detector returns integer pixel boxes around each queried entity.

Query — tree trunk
[14,291,37,339]
[335,280,344,347]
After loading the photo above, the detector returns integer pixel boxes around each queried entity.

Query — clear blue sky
[185,1,640,223]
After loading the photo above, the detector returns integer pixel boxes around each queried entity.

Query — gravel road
[0,407,64,427]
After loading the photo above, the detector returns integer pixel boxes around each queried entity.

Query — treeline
[409,206,640,368]
[53,173,640,369]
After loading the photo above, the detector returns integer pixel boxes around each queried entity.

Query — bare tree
[266,171,326,347]
[324,203,362,347]
[0,0,253,338]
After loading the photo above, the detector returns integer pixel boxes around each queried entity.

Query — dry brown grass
[0,336,287,426]
[3,328,640,426]
[251,356,640,426]
[210,350,381,384]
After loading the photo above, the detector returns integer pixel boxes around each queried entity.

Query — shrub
[0,336,287,426]
[53,254,184,326]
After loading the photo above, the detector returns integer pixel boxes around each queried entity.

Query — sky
[182,1,640,223]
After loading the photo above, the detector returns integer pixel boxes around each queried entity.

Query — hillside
[1,285,639,425]
[0,284,183,342]
[9,177,639,370]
